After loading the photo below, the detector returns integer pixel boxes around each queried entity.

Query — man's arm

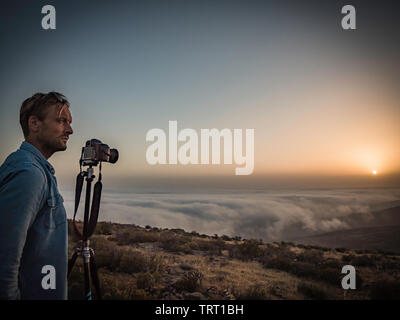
[0,165,46,299]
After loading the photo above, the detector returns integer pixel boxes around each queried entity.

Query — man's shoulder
[0,149,46,183]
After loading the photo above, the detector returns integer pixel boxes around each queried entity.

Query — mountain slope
[294,225,400,253]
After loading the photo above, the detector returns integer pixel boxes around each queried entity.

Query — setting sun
[372,170,378,175]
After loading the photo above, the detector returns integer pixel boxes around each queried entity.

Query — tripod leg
[68,250,79,278]
[89,254,102,300]
[83,257,92,300]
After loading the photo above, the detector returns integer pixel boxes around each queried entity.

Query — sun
[372,170,378,175]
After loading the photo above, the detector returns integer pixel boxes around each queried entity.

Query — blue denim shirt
[0,141,67,300]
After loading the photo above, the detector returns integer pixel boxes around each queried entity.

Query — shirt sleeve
[0,165,47,299]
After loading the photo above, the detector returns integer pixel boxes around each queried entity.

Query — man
[0,92,73,299]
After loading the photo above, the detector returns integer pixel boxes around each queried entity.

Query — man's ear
[28,115,42,134]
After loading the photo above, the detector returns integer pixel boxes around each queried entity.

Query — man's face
[36,104,73,153]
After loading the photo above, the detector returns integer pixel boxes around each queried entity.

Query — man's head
[20,92,73,159]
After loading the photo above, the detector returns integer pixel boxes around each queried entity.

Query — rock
[168,267,181,276]
[222,289,235,300]
[184,292,207,300]
[179,263,194,271]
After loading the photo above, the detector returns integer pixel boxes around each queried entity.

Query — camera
[81,139,119,166]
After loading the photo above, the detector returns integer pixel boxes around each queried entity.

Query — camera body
[81,139,119,166]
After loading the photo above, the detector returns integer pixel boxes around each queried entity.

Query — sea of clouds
[61,188,400,242]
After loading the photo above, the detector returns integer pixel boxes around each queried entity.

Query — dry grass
[67,220,400,300]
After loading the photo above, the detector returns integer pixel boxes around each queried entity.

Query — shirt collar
[20,141,55,174]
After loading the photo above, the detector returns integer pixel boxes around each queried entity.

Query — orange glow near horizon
[50,67,400,183]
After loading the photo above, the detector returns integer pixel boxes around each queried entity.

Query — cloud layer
[62,188,400,242]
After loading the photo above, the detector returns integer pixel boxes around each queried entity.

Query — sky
[0,0,399,191]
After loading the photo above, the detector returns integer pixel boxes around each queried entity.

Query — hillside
[342,205,400,229]
[294,225,400,253]
[293,205,400,253]
[67,220,400,300]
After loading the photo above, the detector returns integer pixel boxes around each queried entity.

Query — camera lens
[109,149,119,163]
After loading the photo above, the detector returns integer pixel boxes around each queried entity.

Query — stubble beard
[41,136,67,155]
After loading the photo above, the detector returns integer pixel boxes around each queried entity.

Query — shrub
[369,280,400,299]
[136,272,156,290]
[261,243,295,260]
[119,250,147,274]
[239,239,263,260]
[148,254,166,274]
[305,245,327,251]
[381,259,400,271]
[262,256,293,272]
[69,269,147,300]
[297,250,324,265]
[293,262,319,278]
[263,254,331,284]
[194,238,225,254]
[229,239,262,261]
[180,263,194,271]
[321,258,341,269]
[297,282,328,300]
[175,271,203,293]
[175,243,193,254]
[95,222,113,235]
[91,237,123,272]
[100,274,150,300]
[171,228,186,235]
[351,255,375,267]
[159,232,192,253]
[341,254,355,264]
[228,246,240,259]
[115,230,159,245]
[356,273,364,289]
[318,267,340,286]
[129,289,152,299]
[237,284,269,300]
[115,232,130,245]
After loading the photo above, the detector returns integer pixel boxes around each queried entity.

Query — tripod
[68,165,103,300]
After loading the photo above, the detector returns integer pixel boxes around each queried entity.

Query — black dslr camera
[80,139,119,166]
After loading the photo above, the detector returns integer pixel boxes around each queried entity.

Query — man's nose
[66,123,73,135]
